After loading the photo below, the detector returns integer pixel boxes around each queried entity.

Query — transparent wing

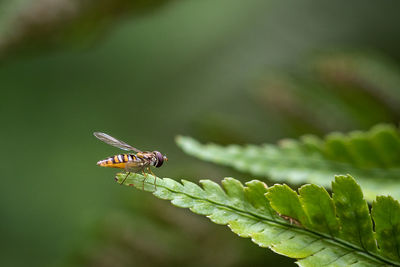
[125,161,146,172]
[93,132,142,152]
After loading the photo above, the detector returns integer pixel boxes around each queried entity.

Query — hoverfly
[94,132,168,188]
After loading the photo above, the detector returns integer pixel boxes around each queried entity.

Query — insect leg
[148,167,155,176]
[120,172,130,185]
[147,167,157,189]
[141,169,148,190]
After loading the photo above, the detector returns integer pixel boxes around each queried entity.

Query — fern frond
[116,173,400,266]
[176,124,400,201]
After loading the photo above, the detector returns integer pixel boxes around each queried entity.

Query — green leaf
[266,184,311,227]
[332,175,377,252]
[298,184,339,236]
[372,196,400,261]
[176,124,400,201]
[116,172,400,266]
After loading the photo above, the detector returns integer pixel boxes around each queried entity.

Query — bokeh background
[1,0,400,266]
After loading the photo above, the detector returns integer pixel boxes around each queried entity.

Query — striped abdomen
[97,154,138,169]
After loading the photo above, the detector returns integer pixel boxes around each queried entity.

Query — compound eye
[154,151,164,167]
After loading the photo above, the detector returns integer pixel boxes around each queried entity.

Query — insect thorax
[136,152,157,165]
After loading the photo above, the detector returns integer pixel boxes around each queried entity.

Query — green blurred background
[1,0,400,266]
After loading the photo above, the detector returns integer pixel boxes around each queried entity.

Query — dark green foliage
[0,0,174,57]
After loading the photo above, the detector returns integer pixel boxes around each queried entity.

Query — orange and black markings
[97,154,138,169]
